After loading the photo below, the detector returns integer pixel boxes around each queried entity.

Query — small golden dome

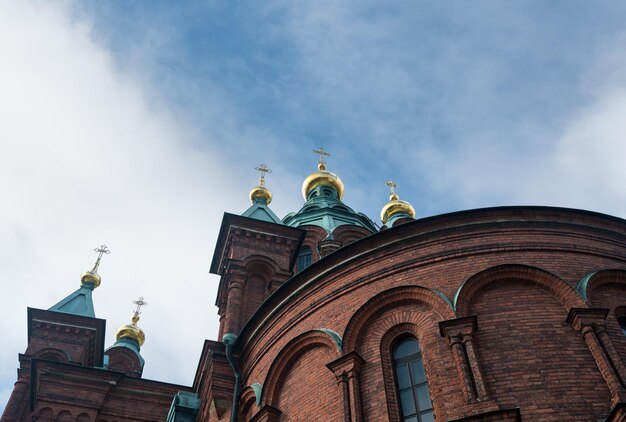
[302,162,345,200]
[81,270,101,288]
[249,185,272,205]
[381,193,416,224]
[116,313,145,347]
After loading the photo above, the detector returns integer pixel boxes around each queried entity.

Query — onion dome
[115,297,147,348]
[302,160,345,201]
[381,181,415,226]
[249,164,273,205]
[116,314,146,347]
[283,148,377,235]
[249,184,273,205]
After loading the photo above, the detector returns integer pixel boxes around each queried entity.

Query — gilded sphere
[249,185,273,205]
[116,323,145,347]
[81,270,101,288]
[302,164,345,200]
[381,197,416,224]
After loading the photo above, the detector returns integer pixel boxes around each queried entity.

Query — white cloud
[0,0,258,410]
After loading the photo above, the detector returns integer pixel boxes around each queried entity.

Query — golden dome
[302,162,345,200]
[81,270,101,288]
[249,185,272,205]
[381,192,416,224]
[116,313,145,347]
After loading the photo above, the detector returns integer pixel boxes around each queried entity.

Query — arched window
[393,337,433,422]
[296,246,312,272]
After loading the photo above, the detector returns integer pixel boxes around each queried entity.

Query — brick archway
[261,329,341,408]
[342,285,456,354]
[454,264,585,316]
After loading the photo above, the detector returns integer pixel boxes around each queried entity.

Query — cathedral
[4,150,626,421]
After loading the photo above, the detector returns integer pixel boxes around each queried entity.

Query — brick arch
[332,225,372,245]
[239,385,258,420]
[33,347,71,363]
[454,264,585,316]
[241,254,281,278]
[55,410,71,422]
[262,329,341,407]
[580,269,626,304]
[342,286,456,354]
[76,413,90,422]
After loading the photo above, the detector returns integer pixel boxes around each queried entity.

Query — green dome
[282,184,377,236]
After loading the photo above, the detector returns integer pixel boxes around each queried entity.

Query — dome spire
[381,180,415,226]
[115,296,147,348]
[81,244,110,289]
[302,147,345,200]
[249,164,273,205]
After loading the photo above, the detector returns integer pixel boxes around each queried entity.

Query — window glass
[296,246,312,272]
[393,337,433,422]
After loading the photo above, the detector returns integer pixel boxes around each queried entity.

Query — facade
[4,155,626,421]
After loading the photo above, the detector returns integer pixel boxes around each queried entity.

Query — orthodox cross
[313,147,331,165]
[133,296,148,316]
[255,164,272,186]
[385,180,398,195]
[91,244,110,272]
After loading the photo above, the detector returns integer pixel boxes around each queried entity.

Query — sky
[2,0,626,412]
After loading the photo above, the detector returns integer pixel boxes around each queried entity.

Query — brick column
[222,275,245,336]
[567,308,626,406]
[462,333,489,399]
[327,352,366,422]
[439,316,489,403]
[1,378,29,421]
[448,334,476,402]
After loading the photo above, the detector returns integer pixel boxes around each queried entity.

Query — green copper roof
[241,197,284,224]
[283,185,377,236]
[48,284,96,317]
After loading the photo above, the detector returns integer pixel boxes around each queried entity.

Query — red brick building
[4,157,626,421]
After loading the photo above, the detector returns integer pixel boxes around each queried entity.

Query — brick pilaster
[327,352,365,422]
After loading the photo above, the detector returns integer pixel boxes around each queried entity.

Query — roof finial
[92,245,110,273]
[81,244,110,288]
[131,296,148,325]
[313,147,331,171]
[255,164,272,187]
[385,180,399,201]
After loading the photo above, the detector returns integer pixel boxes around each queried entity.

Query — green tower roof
[48,284,96,317]
[283,184,377,236]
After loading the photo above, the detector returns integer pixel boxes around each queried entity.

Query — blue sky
[2,0,626,412]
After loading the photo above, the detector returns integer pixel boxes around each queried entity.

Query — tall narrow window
[296,246,312,272]
[393,337,433,422]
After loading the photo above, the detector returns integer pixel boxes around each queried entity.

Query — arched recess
[239,385,259,421]
[580,269,626,305]
[261,329,341,408]
[454,264,586,316]
[239,255,284,319]
[332,225,372,246]
[342,285,456,354]
[55,410,71,422]
[76,413,90,422]
[33,348,71,363]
